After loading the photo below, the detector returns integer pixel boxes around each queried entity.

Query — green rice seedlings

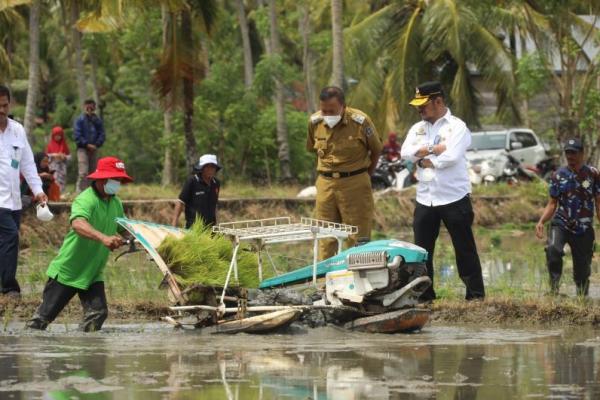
[158,221,269,288]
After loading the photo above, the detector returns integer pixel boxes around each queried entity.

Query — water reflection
[1,325,600,399]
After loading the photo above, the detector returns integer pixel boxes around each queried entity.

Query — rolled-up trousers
[546,225,594,296]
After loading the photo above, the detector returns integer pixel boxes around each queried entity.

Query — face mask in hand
[104,179,121,195]
[323,115,342,128]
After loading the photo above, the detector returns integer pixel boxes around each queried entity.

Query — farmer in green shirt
[26,157,133,332]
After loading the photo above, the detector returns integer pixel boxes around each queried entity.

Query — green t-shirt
[46,187,124,290]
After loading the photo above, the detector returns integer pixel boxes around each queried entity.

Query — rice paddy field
[5,181,600,326]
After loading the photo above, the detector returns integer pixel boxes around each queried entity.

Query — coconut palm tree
[0,3,28,82]
[152,0,218,172]
[343,0,520,133]
[235,0,253,89]
[299,1,316,113]
[521,1,600,142]
[330,0,344,89]
[24,0,41,141]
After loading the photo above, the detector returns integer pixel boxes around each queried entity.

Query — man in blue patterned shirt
[536,138,600,296]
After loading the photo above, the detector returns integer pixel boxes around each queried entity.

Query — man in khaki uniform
[307,86,382,259]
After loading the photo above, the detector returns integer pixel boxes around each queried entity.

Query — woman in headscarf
[46,126,71,193]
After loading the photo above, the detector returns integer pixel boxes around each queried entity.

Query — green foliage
[516,52,548,100]
[158,221,265,288]
[578,87,600,148]
[7,0,600,188]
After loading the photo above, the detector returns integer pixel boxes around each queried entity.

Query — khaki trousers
[77,148,97,192]
[315,172,374,260]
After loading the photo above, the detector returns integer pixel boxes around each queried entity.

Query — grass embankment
[432,296,600,325]
[59,181,304,201]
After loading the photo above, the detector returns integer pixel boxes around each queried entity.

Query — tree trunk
[24,0,41,142]
[71,1,87,108]
[330,0,344,89]
[268,0,292,181]
[181,9,198,172]
[236,0,254,88]
[161,5,176,186]
[161,109,176,186]
[200,34,210,78]
[89,50,102,118]
[299,2,316,113]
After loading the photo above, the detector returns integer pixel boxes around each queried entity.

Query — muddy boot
[25,317,49,330]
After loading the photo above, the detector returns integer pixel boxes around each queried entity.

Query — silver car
[467,129,547,184]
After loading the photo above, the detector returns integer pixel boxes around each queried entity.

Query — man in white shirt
[0,85,47,298]
[400,81,485,302]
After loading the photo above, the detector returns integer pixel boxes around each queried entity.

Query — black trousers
[0,208,21,294]
[413,195,485,301]
[546,225,595,296]
[27,279,108,332]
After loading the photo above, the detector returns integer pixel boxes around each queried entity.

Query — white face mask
[104,179,121,195]
[323,115,342,128]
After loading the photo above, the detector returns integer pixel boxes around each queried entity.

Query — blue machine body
[259,239,428,289]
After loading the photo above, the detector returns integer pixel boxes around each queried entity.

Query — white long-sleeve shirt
[0,118,43,210]
[400,109,471,207]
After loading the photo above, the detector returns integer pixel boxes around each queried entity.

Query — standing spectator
[383,132,401,161]
[74,99,104,192]
[535,138,600,297]
[307,86,382,260]
[0,84,47,299]
[172,154,221,229]
[46,126,71,194]
[400,81,485,302]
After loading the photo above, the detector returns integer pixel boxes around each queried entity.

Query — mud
[5,295,600,329]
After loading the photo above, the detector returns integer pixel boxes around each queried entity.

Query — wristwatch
[427,144,435,155]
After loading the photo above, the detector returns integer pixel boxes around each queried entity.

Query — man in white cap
[172,154,221,229]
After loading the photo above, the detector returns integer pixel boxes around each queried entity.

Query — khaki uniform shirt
[306,107,382,173]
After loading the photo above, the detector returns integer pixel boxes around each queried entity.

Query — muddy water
[2,324,600,399]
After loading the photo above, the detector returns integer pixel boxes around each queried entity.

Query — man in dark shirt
[536,138,600,296]
[172,154,221,229]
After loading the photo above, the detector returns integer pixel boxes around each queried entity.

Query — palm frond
[0,0,29,12]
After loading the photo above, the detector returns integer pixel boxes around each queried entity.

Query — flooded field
[6,225,600,399]
[1,323,600,399]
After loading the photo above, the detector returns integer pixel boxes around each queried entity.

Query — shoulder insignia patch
[351,114,366,125]
[310,112,323,124]
[364,126,374,137]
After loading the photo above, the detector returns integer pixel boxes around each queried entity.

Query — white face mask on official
[323,115,342,128]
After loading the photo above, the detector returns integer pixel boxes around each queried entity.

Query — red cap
[388,132,397,140]
[87,157,134,183]
[51,126,64,135]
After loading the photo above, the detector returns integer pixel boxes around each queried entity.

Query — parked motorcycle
[371,156,414,191]
[469,151,539,185]
[495,154,538,184]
